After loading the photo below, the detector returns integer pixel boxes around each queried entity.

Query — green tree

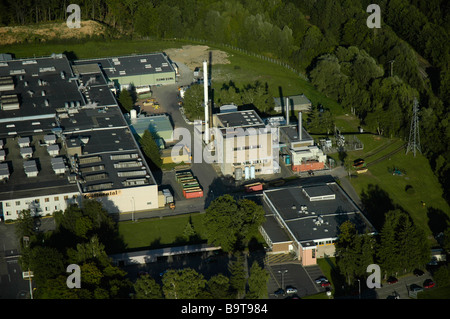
[335,221,359,285]
[207,274,232,299]
[228,252,246,299]
[203,195,265,252]
[377,209,430,277]
[15,209,36,247]
[246,261,269,299]
[118,88,134,112]
[28,246,65,286]
[183,84,205,121]
[140,129,162,168]
[162,268,206,299]
[134,275,163,299]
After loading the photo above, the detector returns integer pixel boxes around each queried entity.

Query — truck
[244,182,263,193]
[161,189,175,210]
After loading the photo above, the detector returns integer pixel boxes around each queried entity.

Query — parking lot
[266,263,322,299]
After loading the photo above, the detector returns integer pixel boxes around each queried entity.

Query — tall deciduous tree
[134,275,163,299]
[162,268,206,299]
[203,195,265,252]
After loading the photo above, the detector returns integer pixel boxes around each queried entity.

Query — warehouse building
[73,53,176,90]
[0,54,159,220]
[260,181,376,266]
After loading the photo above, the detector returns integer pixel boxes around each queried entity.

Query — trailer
[244,182,263,193]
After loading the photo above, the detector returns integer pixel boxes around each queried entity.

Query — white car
[286,287,298,294]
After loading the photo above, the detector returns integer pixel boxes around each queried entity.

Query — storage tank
[244,166,250,180]
[250,166,255,179]
[130,109,137,120]
[235,167,242,180]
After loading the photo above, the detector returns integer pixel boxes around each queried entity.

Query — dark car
[410,284,423,293]
[423,279,435,289]
[387,277,398,284]
[274,288,285,296]
[413,269,424,277]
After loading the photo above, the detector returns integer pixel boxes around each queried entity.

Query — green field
[118,213,208,250]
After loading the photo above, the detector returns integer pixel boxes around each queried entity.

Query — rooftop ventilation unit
[24,160,38,177]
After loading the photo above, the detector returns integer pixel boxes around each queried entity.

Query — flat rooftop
[73,53,174,78]
[263,182,376,244]
[215,110,265,128]
[280,125,313,143]
[0,133,79,201]
[0,55,85,120]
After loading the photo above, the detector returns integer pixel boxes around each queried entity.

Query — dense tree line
[335,209,430,288]
[16,201,130,298]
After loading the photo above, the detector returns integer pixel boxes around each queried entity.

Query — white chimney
[203,60,209,144]
[286,97,289,125]
[298,111,302,140]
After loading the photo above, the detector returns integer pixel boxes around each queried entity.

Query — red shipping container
[183,189,203,199]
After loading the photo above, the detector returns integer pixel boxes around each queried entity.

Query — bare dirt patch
[165,45,230,70]
[0,20,107,45]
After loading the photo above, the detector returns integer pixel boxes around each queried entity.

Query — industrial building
[211,109,278,180]
[279,111,327,172]
[274,94,312,113]
[259,181,376,266]
[0,53,160,221]
[125,112,174,148]
[72,53,176,90]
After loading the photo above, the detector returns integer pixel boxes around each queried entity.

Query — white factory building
[0,54,160,221]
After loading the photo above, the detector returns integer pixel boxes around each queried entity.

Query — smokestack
[286,97,289,125]
[203,60,209,144]
[298,111,302,140]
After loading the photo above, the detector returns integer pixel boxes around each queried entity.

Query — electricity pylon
[406,98,421,157]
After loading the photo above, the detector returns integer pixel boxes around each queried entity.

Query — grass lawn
[0,38,184,60]
[209,45,343,116]
[347,144,449,238]
[418,285,450,299]
[118,213,207,251]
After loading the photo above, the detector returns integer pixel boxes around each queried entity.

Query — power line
[406,98,421,157]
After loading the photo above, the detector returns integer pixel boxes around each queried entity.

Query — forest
[0,0,448,201]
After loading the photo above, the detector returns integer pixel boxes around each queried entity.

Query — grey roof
[274,94,312,107]
[262,214,292,243]
[0,55,85,120]
[73,53,174,78]
[262,182,376,244]
[216,110,265,128]
[280,125,313,143]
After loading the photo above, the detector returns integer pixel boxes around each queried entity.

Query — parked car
[413,269,424,277]
[286,287,298,294]
[423,279,435,289]
[410,284,423,293]
[315,276,329,284]
[321,282,331,287]
[274,288,285,296]
[387,277,398,284]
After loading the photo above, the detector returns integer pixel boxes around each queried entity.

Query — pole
[358,279,361,299]
[29,268,33,299]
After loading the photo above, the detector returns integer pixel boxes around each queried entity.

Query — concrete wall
[83,184,159,214]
